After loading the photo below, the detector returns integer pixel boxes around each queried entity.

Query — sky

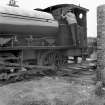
[0,0,105,37]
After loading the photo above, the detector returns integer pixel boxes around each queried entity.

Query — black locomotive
[0,4,88,80]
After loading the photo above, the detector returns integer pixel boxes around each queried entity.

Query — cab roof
[43,4,89,13]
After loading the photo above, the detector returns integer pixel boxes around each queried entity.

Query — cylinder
[97,5,105,81]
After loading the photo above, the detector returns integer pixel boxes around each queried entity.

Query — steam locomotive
[0,4,88,80]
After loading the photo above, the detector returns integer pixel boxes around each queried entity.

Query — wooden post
[96,4,105,96]
[11,36,14,48]
[20,50,23,69]
[97,5,105,82]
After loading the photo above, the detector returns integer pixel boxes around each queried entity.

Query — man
[61,10,77,46]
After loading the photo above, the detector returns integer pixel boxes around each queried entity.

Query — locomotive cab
[44,4,88,60]
[44,4,88,48]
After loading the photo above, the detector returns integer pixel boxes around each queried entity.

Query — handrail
[0,12,55,22]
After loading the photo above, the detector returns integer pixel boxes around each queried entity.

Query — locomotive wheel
[41,51,67,66]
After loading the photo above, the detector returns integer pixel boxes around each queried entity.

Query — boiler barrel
[0,6,59,36]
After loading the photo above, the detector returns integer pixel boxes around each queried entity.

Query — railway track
[0,59,96,84]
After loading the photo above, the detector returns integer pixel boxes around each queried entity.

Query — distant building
[87,37,97,48]
[87,37,97,59]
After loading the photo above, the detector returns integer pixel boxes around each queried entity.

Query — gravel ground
[0,77,104,105]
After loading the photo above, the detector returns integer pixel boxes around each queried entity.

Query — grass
[0,76,105,105]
